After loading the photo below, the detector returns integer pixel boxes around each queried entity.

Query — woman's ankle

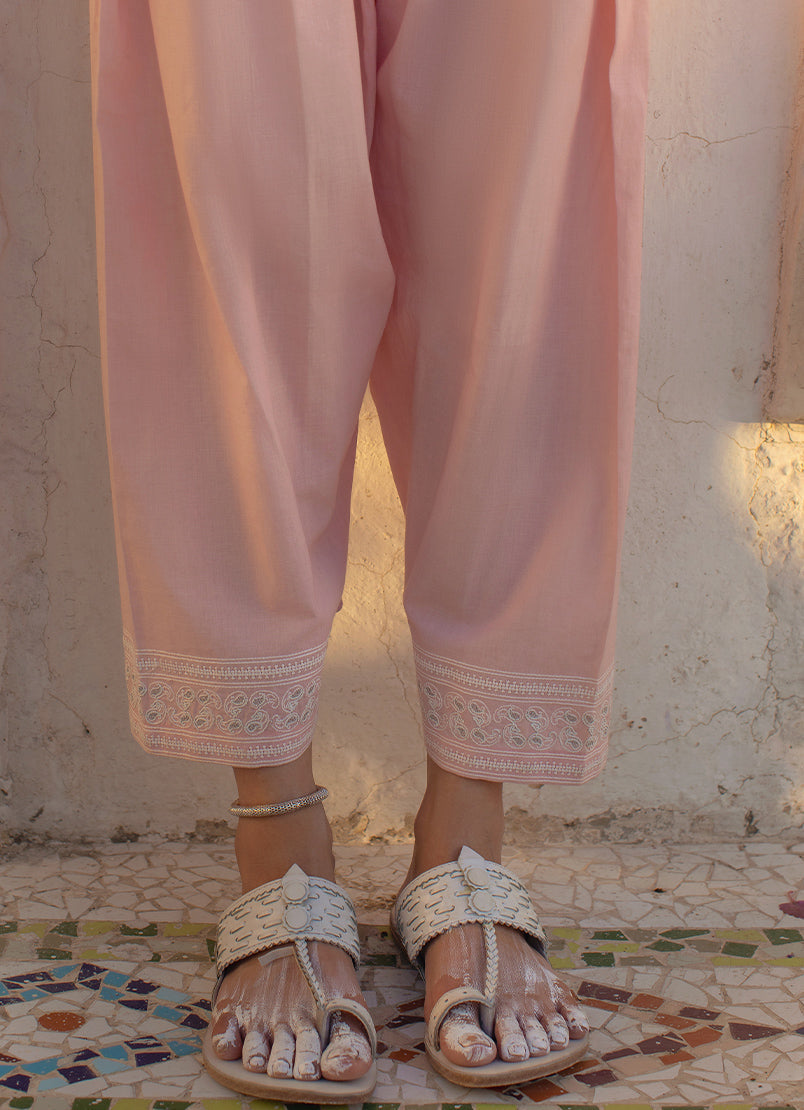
[232,757,335,890]
[407,757,505,879]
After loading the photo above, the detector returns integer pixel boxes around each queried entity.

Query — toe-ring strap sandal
[391,845,589,1088]
[201,864,377,1103]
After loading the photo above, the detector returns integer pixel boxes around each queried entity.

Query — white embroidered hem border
[123,635,327,765]
[415,648,614,784]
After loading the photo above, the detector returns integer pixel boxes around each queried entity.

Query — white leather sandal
[391,846,589,1088]
[202,864,377,1103]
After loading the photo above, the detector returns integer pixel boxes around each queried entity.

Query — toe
[293,1026,322,1081]
[438,1002,496,1067]
[242,1028,269,1073]
[494,1012,529,1062]
[321,1013,373,1081]
[545,1014,570,1049]
[210,1010,243,1061]
[521,1014,551,1057]
[267,1025,295,1078]
[560,1001,590,1039]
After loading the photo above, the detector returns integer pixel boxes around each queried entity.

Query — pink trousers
[91,0,649,783]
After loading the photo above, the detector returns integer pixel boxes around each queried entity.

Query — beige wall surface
[2,1,804,844]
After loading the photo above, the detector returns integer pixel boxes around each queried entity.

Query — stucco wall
[2,0,803,844]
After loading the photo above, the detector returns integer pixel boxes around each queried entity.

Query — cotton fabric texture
[91,0,649,783]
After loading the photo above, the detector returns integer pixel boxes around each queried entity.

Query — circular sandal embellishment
[469,889,495,914]
[283,905,310,931]
[282,876,309,903]
[464,866,491,888]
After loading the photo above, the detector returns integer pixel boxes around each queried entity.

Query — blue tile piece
[24,1058,61,1076]
[99,1045,129,1061]
[50,964,80,980]
[92,1057,127,1075]
[155,987,188,1003]
[37,1074,69,1091]
[103,970,129,988]
[0,1066,16,1079]
[155,1005,187,1022]
[167,1037,201,1057]
[99,986,121,1001]
[20,989,49,1002]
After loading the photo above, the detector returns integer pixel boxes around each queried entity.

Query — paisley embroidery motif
[415,648,613,782]
[124,636,326,763]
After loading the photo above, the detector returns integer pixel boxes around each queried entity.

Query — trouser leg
[370,0,649,782]
[91,0,393,763]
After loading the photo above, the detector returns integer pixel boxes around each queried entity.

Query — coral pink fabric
[91,0,649,782]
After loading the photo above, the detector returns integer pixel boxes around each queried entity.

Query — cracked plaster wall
[2,0,804,844]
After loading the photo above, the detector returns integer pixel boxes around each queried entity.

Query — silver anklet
[229,785,329,818]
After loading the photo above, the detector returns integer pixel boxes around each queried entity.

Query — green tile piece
[82,921,117,936]
[550,927,582,940]
[7,1099,34,1109]
[109,1102,151,1110]
[717,928,765,942]
[659,928,709,939]
[713,1104,752,1109]
[769,956,804,966]
[36,947,72,960]
[198,1102,244,1110]
[119,923,158,937]
[72,1100,112,1110]
[764,927,803,945]
[365,954,397,966]
[248,1102,293,1110]
[620,955,661,966]
[581,952,615,967]
[207,938,216,960]
[548,957,574,969]
[164,923,209,937]
[685,937,722,952]
[51,921,79,937]
[0,923,18,935]
[18,923,48,937]
[591,929,628,940]
[152,1102,192,1110]
[604,1104,652,1110]
[721,941,758,958]
[647,939,685,952]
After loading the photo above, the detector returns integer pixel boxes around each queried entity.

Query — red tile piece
[728,1021,784,1040]
[655,1013,697,1030]
[679,1005,721,1020]
[582,997,620,1012]
[636,1033,687,1055]
[579,981,632,1004]
[515,1078,568,1101]
[389,1048,418,1062]
[397,998,425,1012]
[659,1050,696,1064]
[631,992,665,1010]
[574,1067,620,1087]
[682,1026,723,1047]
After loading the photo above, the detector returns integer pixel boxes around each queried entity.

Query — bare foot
[405,759,589,1069]
[209,761,373,1083]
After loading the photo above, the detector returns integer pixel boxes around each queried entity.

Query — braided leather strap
[215,865,361,976]
[393,846,547,974]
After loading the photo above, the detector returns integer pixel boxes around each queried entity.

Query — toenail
[247,1053,266,1069]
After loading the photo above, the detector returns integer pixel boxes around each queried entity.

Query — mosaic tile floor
[0,838,802,1108]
